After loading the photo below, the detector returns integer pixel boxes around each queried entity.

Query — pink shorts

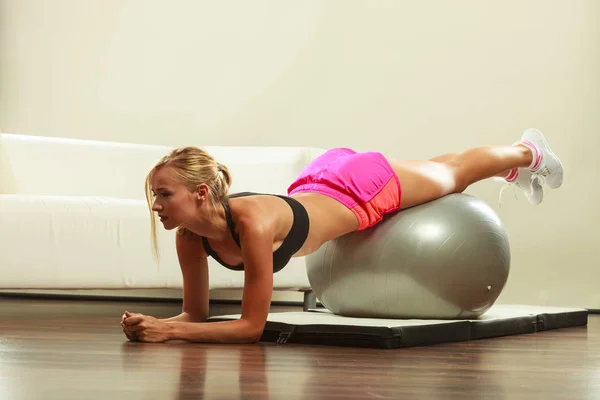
[287,147,402,230]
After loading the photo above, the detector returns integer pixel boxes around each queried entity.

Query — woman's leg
[428,152,512,178]
[388,145,533,209]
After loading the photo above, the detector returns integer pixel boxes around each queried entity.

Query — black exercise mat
[208,304,588,349]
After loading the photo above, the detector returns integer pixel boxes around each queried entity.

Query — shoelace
[531,171,546,186]
[495,173,546,208]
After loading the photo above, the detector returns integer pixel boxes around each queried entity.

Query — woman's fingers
[123,316,145,326]
[122,326,138,340]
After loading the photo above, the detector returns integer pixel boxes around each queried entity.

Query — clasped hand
[121,311,171,343]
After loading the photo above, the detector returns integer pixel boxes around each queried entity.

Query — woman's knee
[442,159,469,193]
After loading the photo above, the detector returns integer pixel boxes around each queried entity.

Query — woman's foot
[516,128,564,189]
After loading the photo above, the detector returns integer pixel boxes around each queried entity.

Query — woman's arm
[159,312,198,323]
[166,217,274,344]
[121,231,209,340]
[171,231,210,322]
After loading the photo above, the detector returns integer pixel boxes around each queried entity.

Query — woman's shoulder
[176,227,209,258]
[228,193,285,234]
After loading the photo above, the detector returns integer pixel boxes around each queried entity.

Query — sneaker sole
[523,128,563,189]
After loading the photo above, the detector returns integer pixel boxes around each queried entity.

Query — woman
[121,128,562,343]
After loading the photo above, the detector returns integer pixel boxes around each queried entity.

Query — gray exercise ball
[306,193,511,319]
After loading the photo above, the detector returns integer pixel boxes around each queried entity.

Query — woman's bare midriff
[290,192,359,256]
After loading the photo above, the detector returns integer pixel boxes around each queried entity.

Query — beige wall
[1,0,598,309]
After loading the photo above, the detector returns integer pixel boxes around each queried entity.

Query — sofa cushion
[0,133,171,199]
[0,133,324,199]
[0,194,312,290]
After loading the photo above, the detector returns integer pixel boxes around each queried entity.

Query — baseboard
[0,288,305,302]
[0,289,309,307]
[0,291,183,303]
[1,290,592,312]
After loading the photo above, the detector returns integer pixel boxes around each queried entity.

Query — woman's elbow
[243,333,262,344]
[240,322,265,344]
[196,313,209,323]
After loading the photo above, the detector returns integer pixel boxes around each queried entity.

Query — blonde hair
[144,146,232,261]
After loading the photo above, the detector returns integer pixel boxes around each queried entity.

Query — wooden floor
[0,296,598,400]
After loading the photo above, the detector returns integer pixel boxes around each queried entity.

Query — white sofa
[0,133,326,303]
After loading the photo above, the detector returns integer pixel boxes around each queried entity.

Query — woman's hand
[121,311,139,341]
[121,311,172,343]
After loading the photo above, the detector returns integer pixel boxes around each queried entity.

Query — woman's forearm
[166,318,262,344]
[159,312,206,323]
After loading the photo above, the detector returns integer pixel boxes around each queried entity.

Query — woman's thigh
[386,158,460,209]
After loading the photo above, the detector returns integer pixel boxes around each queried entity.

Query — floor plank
[0,296,598,399]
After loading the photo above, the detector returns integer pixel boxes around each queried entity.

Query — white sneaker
[519,128,564,189]
[496,167,544,206]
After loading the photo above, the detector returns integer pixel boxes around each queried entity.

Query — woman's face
[150,166,204,230]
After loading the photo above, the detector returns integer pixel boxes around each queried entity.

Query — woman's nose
[152,201,162,211]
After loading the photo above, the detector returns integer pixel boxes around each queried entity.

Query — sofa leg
[303,291,316,311]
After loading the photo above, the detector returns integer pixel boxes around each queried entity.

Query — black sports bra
[201,192,310,273]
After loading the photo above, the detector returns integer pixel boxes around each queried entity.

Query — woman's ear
[195,183,209,200]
